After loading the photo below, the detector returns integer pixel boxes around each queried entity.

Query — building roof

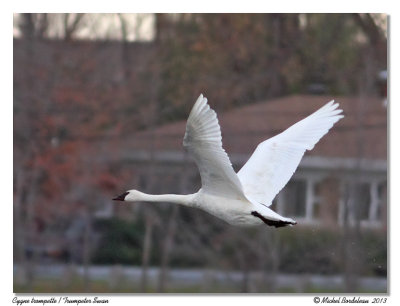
[123,94,387,164]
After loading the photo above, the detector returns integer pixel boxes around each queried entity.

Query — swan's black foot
[251,211,297,228]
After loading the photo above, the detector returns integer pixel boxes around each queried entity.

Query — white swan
[113,94,343,227]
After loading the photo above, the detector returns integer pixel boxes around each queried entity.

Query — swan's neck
[137,192,195,206]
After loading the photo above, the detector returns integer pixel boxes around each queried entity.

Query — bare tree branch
[117,13,128,41]
[352,13,385,46]
[64,13,85,41]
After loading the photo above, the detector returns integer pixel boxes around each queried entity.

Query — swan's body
[114,94,343,227]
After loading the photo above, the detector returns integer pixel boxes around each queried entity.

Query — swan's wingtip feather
[198,94,208,107]
[190,94,209,118]
[319,100,344,118]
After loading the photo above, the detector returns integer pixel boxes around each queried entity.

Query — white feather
[183,94,247,200]
[237,100,344,206]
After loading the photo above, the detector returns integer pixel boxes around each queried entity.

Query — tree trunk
[82,214,92,292]
[157,205,178,292]
[140,214,154,292]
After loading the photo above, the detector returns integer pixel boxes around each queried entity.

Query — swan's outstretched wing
[237,100,343,206]
[183,94,247,200]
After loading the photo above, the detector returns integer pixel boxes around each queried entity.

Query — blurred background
[13,13,387,293]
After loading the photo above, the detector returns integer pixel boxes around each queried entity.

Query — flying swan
[113,94,343,227]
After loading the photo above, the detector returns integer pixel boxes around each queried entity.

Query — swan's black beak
[113,191,129,201]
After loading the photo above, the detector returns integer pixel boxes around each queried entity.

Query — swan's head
[113,190,144,202]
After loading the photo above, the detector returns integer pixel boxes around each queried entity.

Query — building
[108,94,387,229]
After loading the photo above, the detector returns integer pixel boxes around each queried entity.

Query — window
[376,181,387,220]
[282,180,307,218]
[353,183,371,221]
[277,177,321,223]
[275,176,386,227]
[339,180,386,227]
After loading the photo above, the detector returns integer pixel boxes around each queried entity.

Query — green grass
[14,278,239,294]
[14,278,386,294]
